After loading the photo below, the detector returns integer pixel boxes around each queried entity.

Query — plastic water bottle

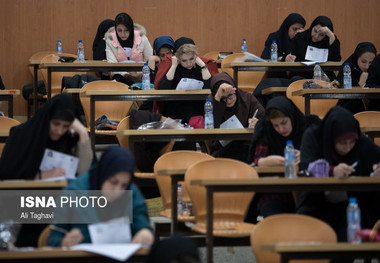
[270,40,278,62]
[313,62,322,80]
[56,39,63,54]
[204,98,214,129]
[142,62,150,90]
[347,197,361,243]
[241,38,248,53]
[343,62,352,89]
[177,183,184,217]
[284,140,297,178]
[77,40,85,63]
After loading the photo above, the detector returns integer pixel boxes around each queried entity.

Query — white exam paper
[305,45,328,62]
[176,78,204,90]
[219,115,244,147]
[88,217,132,244]
[39,149,78,179]
[71,243,142,262]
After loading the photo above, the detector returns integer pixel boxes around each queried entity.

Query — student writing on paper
[296,106,380,241]
[208,72,264,162]
[290,16,341,81]
[0,93,93,180]
[336,42,377,114]
[105,12,153,85]
[48,146,154,247]
[247,97,320,218]
[155,37,218,123]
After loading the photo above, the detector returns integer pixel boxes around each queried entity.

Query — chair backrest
[40,53,78,94]
[354,111,380,146]
[80,80,133,126]
[0,117,21,156]
[221,53,266,93]
[154,151,214,217]
[37,225,51,247]
[28,51,56,79]
[203,51,220,60]
[185,158,258,228]
[286,79,338,119]
[250,214,337,263]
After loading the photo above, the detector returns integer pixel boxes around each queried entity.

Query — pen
[253,109,259,118]
[371,161,380,177]
[50,225,68,234]
[351,161,359,168]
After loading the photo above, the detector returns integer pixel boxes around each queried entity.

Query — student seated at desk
[297,106,380,241]
[365,53,380,110]
[209,72,264,162]
[48,146,154,247]
[247,97,320,217]
[0,93,93,180]
[336,42,377,114]
[290,16,341,81]
[105,12,153,85]
[154,37,219,123]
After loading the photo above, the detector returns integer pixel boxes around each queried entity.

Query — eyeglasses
[222,93,235,103]
[158,51,172,58]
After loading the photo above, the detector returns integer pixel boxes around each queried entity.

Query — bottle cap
[349,197,357,203]
[206,98,211,102]
[315,62,319,65]
[243,38,246,41]
[177,183,182,187]
[344,62,349,66]
[58,39,61,42]
[286,140,293,145]
[272,40,276,43]
[78,40,82,43]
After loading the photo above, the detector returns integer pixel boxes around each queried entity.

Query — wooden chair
[185,158,257,237]
[40,53,78,96]
[37,225,51,247]
[203,51,220,60]
[0,117,21,156]
[286,79,338,119]
[80,80,133,141]
[154,150,214,221]
[116,116,175,179]
[250,214,337,263]
[354,111,380,146]
[221,53,266,93]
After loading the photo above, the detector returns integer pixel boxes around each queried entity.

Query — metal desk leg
[171,176,179,234]
[7,96,13,118]
[90,97,95,150]
[304,95,310,115]
[206,187,214,263]
[47,68,52,99]
[233,67,238,84]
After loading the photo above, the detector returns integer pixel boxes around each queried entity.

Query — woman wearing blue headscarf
[48,146,154,247]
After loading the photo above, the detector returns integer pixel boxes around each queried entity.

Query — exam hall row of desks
[2,171,380,263]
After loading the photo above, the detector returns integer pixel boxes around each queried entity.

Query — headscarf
[173,37,195,53]
[248,96,320,162]
[337,42,377,86]
[153,36,174,56]
[210,72,264,127]
[89,145,134,190]
[0,93,80,180]
[274,13,306,58]
[93,19,114,60]
[146,234,200,263]
[306,16,334,48]
[114,13,134,48]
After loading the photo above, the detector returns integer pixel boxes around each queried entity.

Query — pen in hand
[253,109,259,118]
[50,225,68,234]
[371,161,380,177]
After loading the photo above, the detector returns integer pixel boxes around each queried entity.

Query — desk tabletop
[0,180,67,189]
[0,89,20,95]
[292,88,380,96]
[223,61,342,68]
[63,88,81,94]
[117,128,253,137]
[81,89,211,96]
[0,131,10,137]
[40,61,144,68]
[261,87,287,95]
[261,242,380,253]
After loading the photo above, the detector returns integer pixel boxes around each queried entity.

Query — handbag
[189,116,204,129]
[354,219,380,242]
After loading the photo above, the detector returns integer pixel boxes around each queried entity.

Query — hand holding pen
[371,161,380,177]
[248,109,259,128]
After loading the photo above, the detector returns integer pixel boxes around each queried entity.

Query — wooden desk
[0,130,9,143]
[39,61,144,99]
[0,247,149,263]
[261,242,380,263]
[261,87,287,97]
[28,59,42,113]
[0,180,67,189]
[361,126,380,141]
[292,88,380,115]
[117,128,253,154]
[190,176,380,263]
[223,62,342,83]
[82,89,211,148]
[0,90,20,118]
